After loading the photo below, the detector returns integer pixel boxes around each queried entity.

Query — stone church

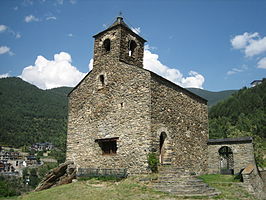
[66,16,210,175]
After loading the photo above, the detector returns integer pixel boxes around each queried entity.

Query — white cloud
[69,0,77,4]
[14,6,18,11]
[231,32,258,49]
[46,16,57,21]
[0,73,10,78]
[245,37,266,57]
[25,15,39,23]
[257,57,266,69]
[227,65,248,75]
[131,27,141,35]
[0,25,21,39]
[20,52,86,89]
[88,59,93,71]
[86,47,204,88]
[231,32,266,57]
[0,46,14,56]
[0,46,10,54]
[67,33,74,37]
[16,33,21,38]
[56,0,64,5]
[0,25,8,32]
[143,47,204,88]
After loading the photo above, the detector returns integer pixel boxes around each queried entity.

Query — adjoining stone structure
[207,137,256,174]
[66,16,209,175]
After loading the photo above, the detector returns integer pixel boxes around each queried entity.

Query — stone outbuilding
[66,16,209,175]
[207,137,256,175]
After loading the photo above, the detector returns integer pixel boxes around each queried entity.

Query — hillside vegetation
[1,77,264,165]
[209,79,266,165]
[187,88,236,107]
[0,77,71,151]
[0,77,235,151]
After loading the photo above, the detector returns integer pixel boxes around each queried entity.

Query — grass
[15,177,180,200]
[199,174,239,183]
[2,174,258,200]
[198,174,257,200]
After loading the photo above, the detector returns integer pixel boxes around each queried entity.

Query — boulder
[35,161,76,191]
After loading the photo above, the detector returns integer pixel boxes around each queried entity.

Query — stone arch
[156,127,172,165]
[128,40,137,57]
[219,146,234,174]
[103,38,111,52]
[97,72,107,89]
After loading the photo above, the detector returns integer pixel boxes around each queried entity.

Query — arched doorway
[219,146,234,174]
[159,132,167,164]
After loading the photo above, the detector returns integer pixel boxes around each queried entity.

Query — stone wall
[66,61,152,175]
[66,17,209,176]
[93,25,144,68]
[150,73,209,175]
[242,164,266,199]
[207,137,255,174]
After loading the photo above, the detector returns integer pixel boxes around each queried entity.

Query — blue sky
[0,0,266,91]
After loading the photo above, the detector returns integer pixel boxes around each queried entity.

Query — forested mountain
[0,77,71,149]
[3,77,261,147]
[187,88,236,107]
[0,77,240,150]
[209,79,266,139]
[209,79,266,165]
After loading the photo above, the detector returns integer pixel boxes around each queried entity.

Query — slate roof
[207,136,253,145]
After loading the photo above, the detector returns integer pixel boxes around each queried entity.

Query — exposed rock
[35,161,76,191]
[242,164,266,199]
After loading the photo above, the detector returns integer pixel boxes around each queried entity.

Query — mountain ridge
[0,77,237,148]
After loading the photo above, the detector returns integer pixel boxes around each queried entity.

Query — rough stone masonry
[66,16,209,175]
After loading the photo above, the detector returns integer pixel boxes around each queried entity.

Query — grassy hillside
[187,88,236,107]
[0,77,72,149]
[3,175,256,200]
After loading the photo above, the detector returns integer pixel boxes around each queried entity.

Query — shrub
[148,153,159,173]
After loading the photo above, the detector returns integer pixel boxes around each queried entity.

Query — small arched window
[103,39,111,52]
[128,40,137,57]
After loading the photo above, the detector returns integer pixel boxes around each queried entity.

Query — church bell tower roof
[93,16,147,43]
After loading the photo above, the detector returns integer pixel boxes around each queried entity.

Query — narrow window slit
[99,75,105,86]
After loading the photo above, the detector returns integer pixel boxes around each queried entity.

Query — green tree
[227,126,264,167]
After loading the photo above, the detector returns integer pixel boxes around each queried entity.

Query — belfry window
[95,137,118,155]
[103,39,111,52]
[128,40,137,57]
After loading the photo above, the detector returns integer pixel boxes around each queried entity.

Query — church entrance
[219,146,234,174]
[159,132,167,164]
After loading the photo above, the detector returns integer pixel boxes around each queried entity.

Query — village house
[30,142,54,152]
[0,146,40,177]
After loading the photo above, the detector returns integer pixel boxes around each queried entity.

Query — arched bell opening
[103,39,111,53]
[128,40,137,57]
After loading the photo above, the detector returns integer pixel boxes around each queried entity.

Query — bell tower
[93,16,147,68]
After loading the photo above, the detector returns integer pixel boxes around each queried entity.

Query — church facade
[66,17,209,175]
